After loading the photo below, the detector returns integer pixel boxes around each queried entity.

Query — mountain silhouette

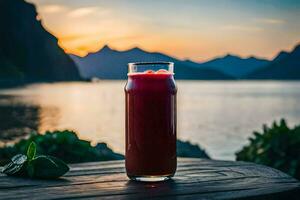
[197,54,270,77]
[272,51,289,62]
[0,0,81,85]
[70,45,233,80]
[247,44,300,80]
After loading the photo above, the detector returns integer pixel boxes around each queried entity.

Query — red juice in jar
[125,62,177,182]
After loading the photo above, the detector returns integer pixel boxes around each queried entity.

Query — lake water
[0,81,299,160]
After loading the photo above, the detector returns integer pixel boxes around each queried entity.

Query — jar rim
[128,62,174,67]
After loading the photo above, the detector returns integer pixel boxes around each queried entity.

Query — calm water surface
[0,81,299,160]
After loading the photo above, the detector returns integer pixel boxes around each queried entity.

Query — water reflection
[0,95,39,142]
[0,81,299,160]
[38,106,61,133]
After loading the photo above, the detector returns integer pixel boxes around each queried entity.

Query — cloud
[39,4,67,14]
[67,7,105,18]
[220,25,263,32]
[255,18,286,25]
[58,34,90,41]
[108,34,145,42]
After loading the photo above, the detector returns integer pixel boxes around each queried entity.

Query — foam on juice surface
[128,69,173,76]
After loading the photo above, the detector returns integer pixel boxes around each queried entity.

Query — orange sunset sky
[29,0,300,62]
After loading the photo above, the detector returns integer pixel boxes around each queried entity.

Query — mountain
[247,44,300,80]
[0,0,81,85]
[70,45,233,80]
[198,54,270,77]
[272,51,289,62]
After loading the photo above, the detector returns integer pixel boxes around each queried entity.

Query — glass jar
[125,62,177,182]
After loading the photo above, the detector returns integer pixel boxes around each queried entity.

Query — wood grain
[0,158,299,200]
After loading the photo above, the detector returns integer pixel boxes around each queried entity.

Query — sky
[28,0,300,62]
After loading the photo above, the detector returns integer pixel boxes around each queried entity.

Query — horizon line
[67,43,291,63]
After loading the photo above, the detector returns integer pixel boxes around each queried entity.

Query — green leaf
[29,155,69,179]
[27,142,36,160]
[2,154,27,176]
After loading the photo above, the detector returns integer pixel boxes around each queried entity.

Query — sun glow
[30,0,300,61]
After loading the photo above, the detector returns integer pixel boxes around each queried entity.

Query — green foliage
[2,141,70,179]
[236,119,300,179]
[26,142,36,160]
[28,155,69,179]
[0,130,124,164]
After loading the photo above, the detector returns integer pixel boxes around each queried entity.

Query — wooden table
[0,158,299,199]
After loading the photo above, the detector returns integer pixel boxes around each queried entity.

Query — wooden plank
[0,178,298,200]
[0,158,299,200]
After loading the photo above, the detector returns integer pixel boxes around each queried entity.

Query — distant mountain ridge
[71,44,276,80]
[71,42,300,80]
[272,51,289,62]
[0,0,81,85]
[247,44,300,80]
[198,54,270,77]
[70,45,233,80]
